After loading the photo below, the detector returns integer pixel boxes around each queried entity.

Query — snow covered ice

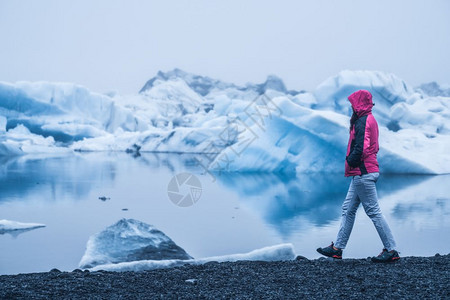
[79,218,295,272]
[0,219,45,236]
[1,69,449,174]
[79,219,192,269]
[87,243,296,272]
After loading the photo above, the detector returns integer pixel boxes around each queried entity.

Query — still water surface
[1,153,449,274]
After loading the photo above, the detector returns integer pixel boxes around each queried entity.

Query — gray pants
[335,173,397,251]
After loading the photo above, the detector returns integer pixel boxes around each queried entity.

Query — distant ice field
[1,69,449,174]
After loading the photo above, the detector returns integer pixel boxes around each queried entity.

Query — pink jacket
[345,90,379,177]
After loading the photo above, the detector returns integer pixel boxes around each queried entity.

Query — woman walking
[317,90,400,262]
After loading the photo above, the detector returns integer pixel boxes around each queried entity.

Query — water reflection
[217,173,347,227]
[0,153,443,228]
[216,172,436,235]
[136,152,200,172]
[0,153,449,274]
[0,227,45,238]
[385,175,450,228]
[0,152,202,205]
[0,154,117,203]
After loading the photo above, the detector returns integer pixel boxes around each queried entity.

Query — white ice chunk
[86,243,296,272]
[0,219,45,234]
[79,219,192,269]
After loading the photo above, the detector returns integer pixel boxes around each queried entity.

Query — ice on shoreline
[79,219,192,269]
[80,218,295,272]
[0,219,45,235]
[86,243,296,272]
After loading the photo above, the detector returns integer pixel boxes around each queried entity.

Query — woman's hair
[349,110,358,132]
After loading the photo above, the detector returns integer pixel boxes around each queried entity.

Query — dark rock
[1,256,449,299]
[49,268,61,273]
[295,255,308,261]
[126,144,141,157]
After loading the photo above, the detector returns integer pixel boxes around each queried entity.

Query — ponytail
[349,111,358,132]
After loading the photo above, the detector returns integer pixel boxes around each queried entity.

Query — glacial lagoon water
[0,153,449,275]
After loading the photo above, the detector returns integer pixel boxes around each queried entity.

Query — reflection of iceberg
[86,243,296,272]
[0,219,45,237]
[393,198,450,220]
[384,175,450,228]
[79,219,193,269]
[219,173,348,224]
[217,173,348,238]
[0,153,117,204]
[376,175,434,198]
[136,152,203,174]
[217,173,431,237]
[0,152,207,206]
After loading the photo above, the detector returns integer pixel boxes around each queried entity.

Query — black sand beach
[1,255,449,299]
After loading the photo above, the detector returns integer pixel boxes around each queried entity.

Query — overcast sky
[1,0,449,94]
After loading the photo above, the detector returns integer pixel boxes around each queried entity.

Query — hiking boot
[371,249,400,263]
[317,242,342,259]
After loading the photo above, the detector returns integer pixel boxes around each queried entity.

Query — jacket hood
[348,90,373,117]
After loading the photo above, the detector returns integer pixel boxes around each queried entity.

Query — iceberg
[79,218,295,272]
[0,81,148,148]
[79,219,192,269]
[417,82,450,97]
[140,68,238,96]
[0,219,45,235]
[86,243,296,272]
[209,96,440,174]
[313,70,413,125]
[0,124,71,156]
[1,69,449,174]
